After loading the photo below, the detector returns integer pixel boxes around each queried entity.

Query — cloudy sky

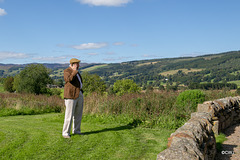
[0,0,240,64]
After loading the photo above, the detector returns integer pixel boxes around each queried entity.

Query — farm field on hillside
[81,64,108,72]
[160,68,203,76]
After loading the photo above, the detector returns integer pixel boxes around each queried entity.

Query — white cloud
[87,52,98,55]
[131,44,138,47]
[113,42,124,46]
[32,56,67,63]
[143,54,159,58]
[103,58,116,61]
[0,8,7,16]
[103,56,131,62]
[105,51,115,55]
[77,0,132,7]
[56,44,66,48]
[0,51,30,60]
[71,42,108,50]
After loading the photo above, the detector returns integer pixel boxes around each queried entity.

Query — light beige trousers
[62,91,84,136]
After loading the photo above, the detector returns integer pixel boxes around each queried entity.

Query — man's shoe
[63,135,71,138]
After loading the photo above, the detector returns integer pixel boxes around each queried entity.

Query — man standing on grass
[62,58,84,138]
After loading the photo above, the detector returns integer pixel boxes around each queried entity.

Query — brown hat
[70,58,80,64]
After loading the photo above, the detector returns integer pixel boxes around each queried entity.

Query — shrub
[236,87,240,95]
[3,76,15,92]
[113,79,141,96]
[49,88,62,97]
[158,85,165,90]
[176,89,205,111]
[81,72,106,95]
[146,85,154,93]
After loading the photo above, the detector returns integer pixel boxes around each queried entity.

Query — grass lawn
[0,113,173,160]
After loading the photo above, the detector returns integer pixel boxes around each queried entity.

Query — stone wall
[157,96,240,160]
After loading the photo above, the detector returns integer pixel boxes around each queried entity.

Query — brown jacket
[64,67,83,99]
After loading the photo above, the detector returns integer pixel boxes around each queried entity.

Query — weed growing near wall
[215,133,227,152]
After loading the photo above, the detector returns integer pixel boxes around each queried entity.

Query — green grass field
[81,64,108,72]
[0,113,173,160]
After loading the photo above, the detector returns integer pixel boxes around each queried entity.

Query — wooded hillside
[1,51,240,88]
[88,51,240,87]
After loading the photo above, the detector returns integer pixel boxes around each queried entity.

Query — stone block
[158,137,204,160]
[212,120,219,135]
[212,101,224,112]
[197,104,215,116]
[191,112,212,122]
[221,122,226,131]
[157,146,200,160]
[206,134,216,160]
[212,116,218,121]
[224,116,234,129]
[218,115,226,123]
[203,101,214,105]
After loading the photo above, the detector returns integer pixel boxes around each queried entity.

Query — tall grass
[0,89,237,129]
[204,89,237,100]
[84,89,238,129]
[84,91,181,129]
[0,93,64,116]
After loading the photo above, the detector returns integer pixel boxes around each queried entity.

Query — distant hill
[87,50,240,87]
[0,62,90,70]
[1,51,240,88]
[0,63,103,78]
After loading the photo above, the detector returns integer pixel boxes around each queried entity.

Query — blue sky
[0,0,240,64]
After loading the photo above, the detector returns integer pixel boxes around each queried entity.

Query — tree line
[2,64,140,96]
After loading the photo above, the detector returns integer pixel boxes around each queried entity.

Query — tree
[54,79,64,88]
[0,78,3,84]
[3,76,15,92]
[81,72,106,95]
[113,79,141,96]
[166,83,178,91]
[0,70,4,76]
[146,85,154,93]
[176,89,205,111]
[158,85,165,90]
[13,64,52,94]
